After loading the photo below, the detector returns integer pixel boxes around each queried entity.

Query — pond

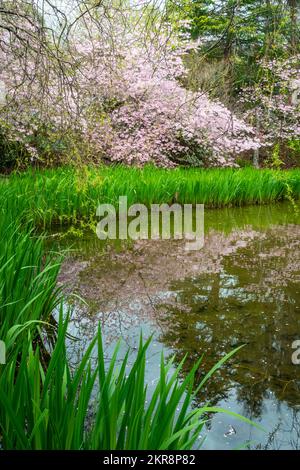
[48,202,300,450]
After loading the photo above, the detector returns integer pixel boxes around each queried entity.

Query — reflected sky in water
[50,202,300,449]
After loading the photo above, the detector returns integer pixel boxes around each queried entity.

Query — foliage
[0,126,29,170]
[166,0,300,165]
[267,143,285,169]
[0,211,62,351]
[0,1,261,168]
[168,1,300,76]
[0,307,261,450]
[288,139,300,158]
[0,1,299,168]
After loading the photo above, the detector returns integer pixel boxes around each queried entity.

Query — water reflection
[51,202,300,449]
[157,223,300,419]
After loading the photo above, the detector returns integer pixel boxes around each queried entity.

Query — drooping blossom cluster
[72,23,260,167]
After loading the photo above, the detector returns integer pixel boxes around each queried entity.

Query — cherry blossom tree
[0,1,261,168]
[71,13,261,167]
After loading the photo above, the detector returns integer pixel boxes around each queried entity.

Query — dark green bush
[0,128,29,172]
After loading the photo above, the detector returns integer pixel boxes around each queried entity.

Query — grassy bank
[1,166,300,228]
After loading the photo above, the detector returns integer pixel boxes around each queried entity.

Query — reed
[1,166,299,228]
[0,309,260,450]
[0,212,62,354]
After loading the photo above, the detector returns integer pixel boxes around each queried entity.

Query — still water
[49,202,300,449]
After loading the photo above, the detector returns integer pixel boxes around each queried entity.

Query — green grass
[1,166,300,228]
[0,214,62,355]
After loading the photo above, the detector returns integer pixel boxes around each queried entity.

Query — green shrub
[0,127,29,171]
